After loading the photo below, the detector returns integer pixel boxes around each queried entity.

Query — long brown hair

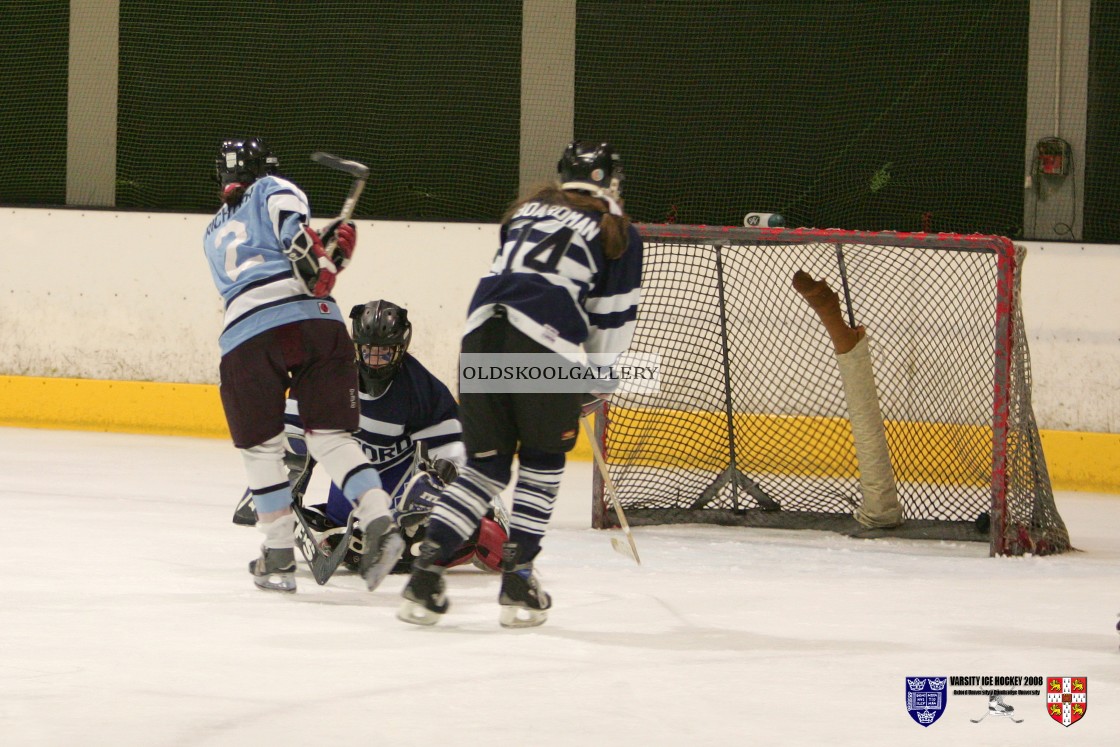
[502,183,631,260]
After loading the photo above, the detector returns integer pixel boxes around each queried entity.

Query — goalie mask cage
[591,225,1071,557]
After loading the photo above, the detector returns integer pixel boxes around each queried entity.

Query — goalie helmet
[350,300,412,397]
[557,141,624,203]
[215,137,279,189]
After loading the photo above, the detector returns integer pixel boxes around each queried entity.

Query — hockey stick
[969,713,988,723]
[281,437,355,585]
[310,151,369,221]
[293,504,354,586]
[579,412,641,565]
[231,437,352,585]
[232,488,256,526]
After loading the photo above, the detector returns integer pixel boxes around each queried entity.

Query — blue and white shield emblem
[905,676,947,726]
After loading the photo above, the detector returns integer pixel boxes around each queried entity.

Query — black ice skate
[498,542,551,628]
[356,514,406,591]
[248,546,296,593]
[397,541,449,626]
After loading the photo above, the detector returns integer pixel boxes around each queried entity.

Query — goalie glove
[318,218,357,271]
[428,457,459,485]
[396,472,444,531]
[284,224,338,297]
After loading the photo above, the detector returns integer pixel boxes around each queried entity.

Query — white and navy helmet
[558,141,624,207]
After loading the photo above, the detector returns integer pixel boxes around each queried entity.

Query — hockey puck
[974,512,991,534]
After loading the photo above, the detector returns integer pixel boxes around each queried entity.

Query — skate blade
[252,573,296,593]
[363,533,406,591]
[499,605,548,628]
[397,598,443,626]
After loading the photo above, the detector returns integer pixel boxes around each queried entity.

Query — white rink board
[1,208,1117,433]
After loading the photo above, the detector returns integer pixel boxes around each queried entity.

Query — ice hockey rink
[1,426,1116,745]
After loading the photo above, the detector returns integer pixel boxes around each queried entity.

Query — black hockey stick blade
[310,151,369,179]
[232,488,257,526]
[292,503,353,586]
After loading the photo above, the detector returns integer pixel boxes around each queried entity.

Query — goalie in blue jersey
[233,299,509,575]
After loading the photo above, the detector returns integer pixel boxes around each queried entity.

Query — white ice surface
[1,427,1117,746]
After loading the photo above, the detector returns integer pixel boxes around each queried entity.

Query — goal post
[589,224,1070,557]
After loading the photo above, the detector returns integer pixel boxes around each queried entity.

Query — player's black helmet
[558,141,624,202]
[215,137,279,189]
[350,300,412,397]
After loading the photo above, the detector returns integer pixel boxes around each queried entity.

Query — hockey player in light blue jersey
[399,141,643,627]
[203,137,404,594]
[233,300,509,574]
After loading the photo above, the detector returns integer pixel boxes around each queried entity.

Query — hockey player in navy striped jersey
[399,141,643,627]
[202,137,404,594]
[234,300,509,574]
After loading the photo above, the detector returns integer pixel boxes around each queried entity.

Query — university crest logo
[1046,677,1087,726]
[905,676,947,727]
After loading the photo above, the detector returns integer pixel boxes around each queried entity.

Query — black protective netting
[576,1,1029,233]
[0,1,69,205]
[594,226,1070,556]
[115,1,522,219]
[3,1,1119,239]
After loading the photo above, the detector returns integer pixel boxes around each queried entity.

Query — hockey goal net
[590,225,1070,556]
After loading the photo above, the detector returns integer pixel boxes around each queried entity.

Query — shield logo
[1046,677,1087,726]
[905,676,947,727]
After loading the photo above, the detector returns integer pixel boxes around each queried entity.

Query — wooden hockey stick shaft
[579,413,641,565]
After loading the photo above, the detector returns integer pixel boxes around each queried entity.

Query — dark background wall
[0,1,1112,240]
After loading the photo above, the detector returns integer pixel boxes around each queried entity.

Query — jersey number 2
[216,220,263,281]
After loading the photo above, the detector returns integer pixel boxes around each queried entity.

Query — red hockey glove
[319,219,357,271]
[285,225,338,297]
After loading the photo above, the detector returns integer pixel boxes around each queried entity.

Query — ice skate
[990,695,1015,716]
[356,514,405,591]
[972,694,1022,723]
[397,540,449,626]
[498,542,551,628]
[248,546,296,593]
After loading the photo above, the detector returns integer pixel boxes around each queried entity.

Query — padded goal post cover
[592,224,1070,557]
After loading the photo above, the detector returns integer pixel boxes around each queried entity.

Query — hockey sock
[351,487,392,528]
[508,449,565,559]
[241,433,294,515]
[304,429,383,504]
[258,512,297,550]
[426,458,509,564]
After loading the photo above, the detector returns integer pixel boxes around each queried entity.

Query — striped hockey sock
[508,457,564,558]
[426,465,506,562]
